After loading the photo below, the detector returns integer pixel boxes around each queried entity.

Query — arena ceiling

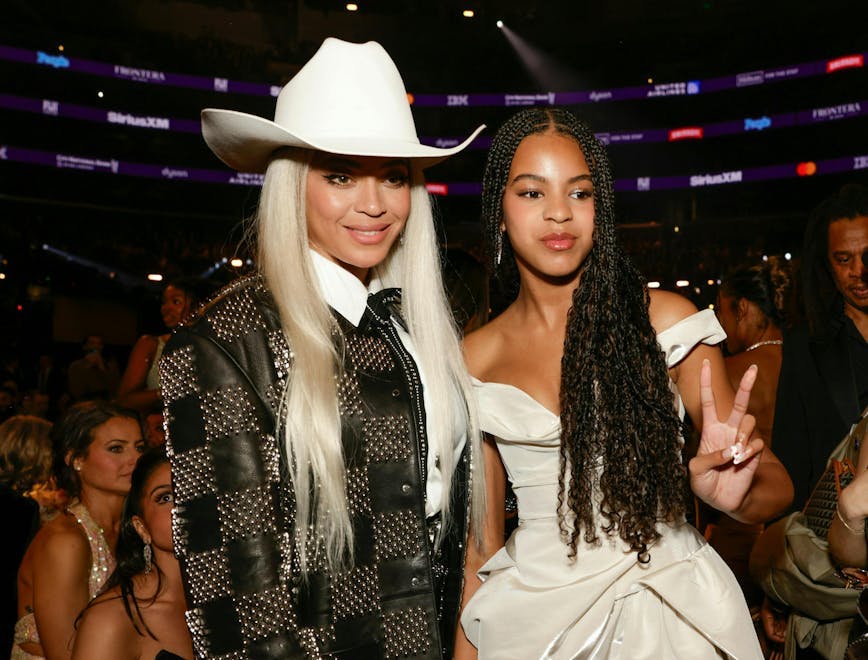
[0,0,865,340]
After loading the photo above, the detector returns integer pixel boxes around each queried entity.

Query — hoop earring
[143,542,152,574]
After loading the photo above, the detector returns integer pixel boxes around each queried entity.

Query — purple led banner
[3,43,864,106]
[2,144,865,195]
[0,44,282,97]
[3,92,865,150]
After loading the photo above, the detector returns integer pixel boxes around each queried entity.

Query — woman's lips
[346,224,391,245]
[541,233,576,251]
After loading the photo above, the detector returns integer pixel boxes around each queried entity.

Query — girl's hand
[689,359,764,512]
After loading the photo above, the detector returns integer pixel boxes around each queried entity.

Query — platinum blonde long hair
[256,150,484,573]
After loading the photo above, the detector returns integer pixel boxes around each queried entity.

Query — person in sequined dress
[13,402,144,659]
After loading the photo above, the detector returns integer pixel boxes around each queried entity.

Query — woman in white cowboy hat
[158,38,485,658]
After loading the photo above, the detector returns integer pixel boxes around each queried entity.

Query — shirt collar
[309,249,385,327]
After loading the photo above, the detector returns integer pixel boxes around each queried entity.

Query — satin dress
[461,311,762,660]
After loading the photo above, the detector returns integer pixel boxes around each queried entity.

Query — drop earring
[143,542,152,574]
[495,230,503,266]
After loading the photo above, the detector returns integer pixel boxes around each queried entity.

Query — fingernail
[734,445,750,465]
[726,443,744,463]
[736,431,748,445]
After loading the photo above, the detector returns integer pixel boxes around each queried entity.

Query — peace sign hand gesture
[688,359,765,514]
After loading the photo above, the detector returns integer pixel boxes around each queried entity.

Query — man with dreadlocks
[454,108,793,659]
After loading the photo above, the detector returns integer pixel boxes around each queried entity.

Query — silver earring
[399,231,405,246]
[495,230,504,266]
[143,542,152,574]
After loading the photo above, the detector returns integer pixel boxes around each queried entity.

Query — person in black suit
[755,184,868,658]
[773,183,868,512]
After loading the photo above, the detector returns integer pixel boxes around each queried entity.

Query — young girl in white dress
[456,108,794,659]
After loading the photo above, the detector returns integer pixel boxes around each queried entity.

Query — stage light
[647,281,661,289]
[647,77,653,84]
[346,3,358,10]
[676,280,689,287]
[673,225,680,233]
[97,91,104,98]
[496,22,581,92]
[785,252,792,260]
[0,273,5,280]
[148,273,163,282]
[707,279,715,285]
[463,9,474,18]
[58,44,64,52]
[230,258,243,268]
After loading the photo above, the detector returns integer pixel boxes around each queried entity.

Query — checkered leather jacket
[160,275,470,659]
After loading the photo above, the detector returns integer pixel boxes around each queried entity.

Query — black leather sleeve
[161,323,306,658]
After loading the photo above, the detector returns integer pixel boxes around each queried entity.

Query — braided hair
[720,256,795,330]
[482,108,686,563]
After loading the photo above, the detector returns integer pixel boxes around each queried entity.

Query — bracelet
[836,505,866,535]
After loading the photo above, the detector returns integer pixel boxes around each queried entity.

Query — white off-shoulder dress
[461,310,762,660]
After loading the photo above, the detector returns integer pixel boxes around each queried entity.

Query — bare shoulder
[131,334,160,356]
[81,588,126,621]
[648,288,700,335]
[74,589,138,658]
[34,513,89,561]
[462,313,511,381]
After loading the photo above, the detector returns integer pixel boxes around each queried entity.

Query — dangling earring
[495,230,503,266]
[399,230,405,246]
[143,542,152,574]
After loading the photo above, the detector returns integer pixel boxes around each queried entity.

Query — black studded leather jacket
[160,275,470,659]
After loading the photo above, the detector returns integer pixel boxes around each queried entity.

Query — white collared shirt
[309,250,466,516]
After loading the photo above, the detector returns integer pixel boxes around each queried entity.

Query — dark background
[1,0,866,363]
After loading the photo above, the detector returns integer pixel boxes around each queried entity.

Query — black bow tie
[361,287,407,332]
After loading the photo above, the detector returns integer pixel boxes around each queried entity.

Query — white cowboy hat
[202,38,485,173]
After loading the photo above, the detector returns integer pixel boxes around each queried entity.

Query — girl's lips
[541,233,576,251]
[346,224,391,246]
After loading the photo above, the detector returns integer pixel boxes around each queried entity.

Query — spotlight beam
[498,24,582,92]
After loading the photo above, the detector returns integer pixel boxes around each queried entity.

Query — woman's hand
[689,359,765,513]
[829,439,868,567]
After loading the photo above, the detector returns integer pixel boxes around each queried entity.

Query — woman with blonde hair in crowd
[2,415,53,656]
[13,402,143,659]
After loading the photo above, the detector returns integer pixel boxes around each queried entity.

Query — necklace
[744,339,783,352]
